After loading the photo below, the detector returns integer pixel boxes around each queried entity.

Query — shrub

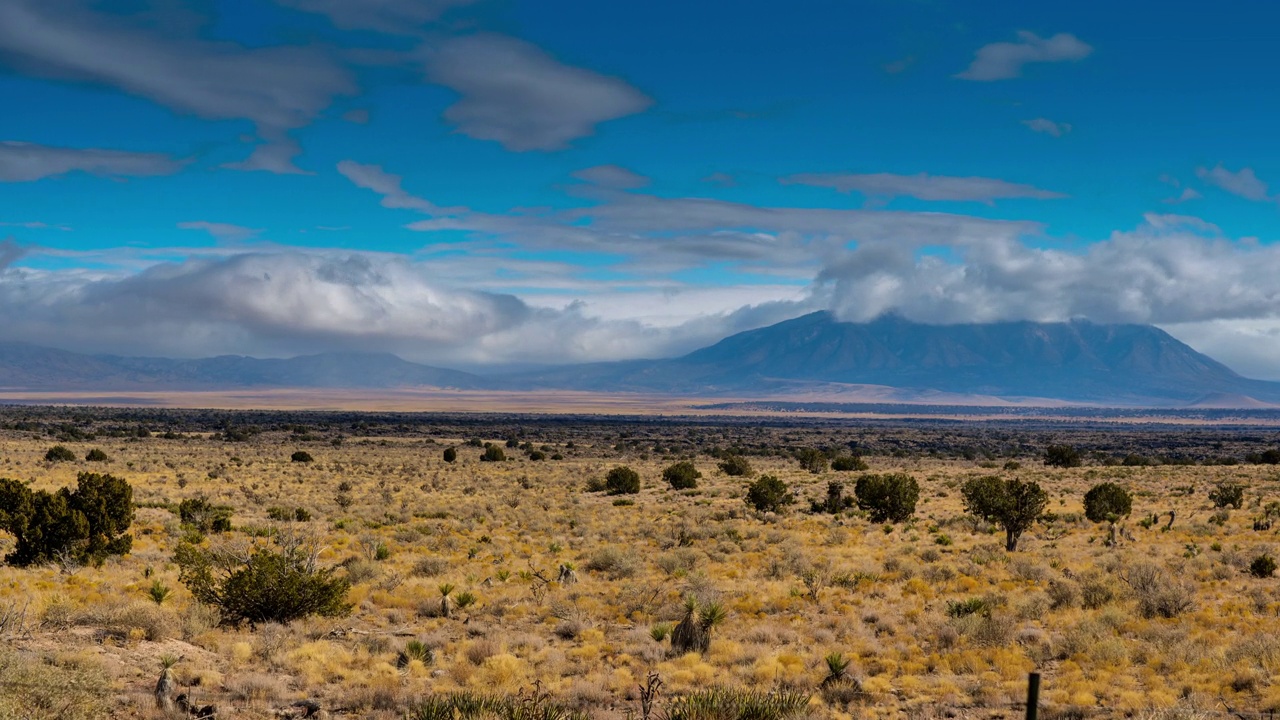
[794,448,828,474]
[1210,481,1246,509]
[406,693,587,720]
[178,496,233,534]
[1251,554,1277,578]
[443,447,457,463]
[718,455,754,477]
[960,475,1048,551]
[84,448,109,462]
[831,455,869,472]
[605,466,640,495]
[481,445,506,462]
[671,597,728,654]
[44,445,76,462]
[174,534,352,625]
[1083,482,1133,524]
[663,461,702,490]
[1043,444,1082,468]
[853,472,920,523]
[745,475,793,513]
[663,687,810,720]
[0,649,110,720]
[290,451,313,463]
[817,480,853,514]
[1123,562,1193,618]
[0,472,134,567]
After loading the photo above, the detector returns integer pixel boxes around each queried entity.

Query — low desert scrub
[0,650,110,720]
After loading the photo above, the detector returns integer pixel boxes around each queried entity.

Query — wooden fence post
[1025,672,1040,720]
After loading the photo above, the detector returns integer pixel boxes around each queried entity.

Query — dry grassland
[1,413,1279,719]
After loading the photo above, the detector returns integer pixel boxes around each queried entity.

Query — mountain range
[2,312,1276,406]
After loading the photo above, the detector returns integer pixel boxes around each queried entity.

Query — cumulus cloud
[274,0,477,33]
[0,0,356,174]
[178,222,263,241]
[956,31,1093,81]
[0,249,801,364]
[426,34,652,151]
[1196,164,1273,202]
[0,141,183,182]
[1022,117,1071,137]
[781,172,1065,203]
[819,214,1280,327]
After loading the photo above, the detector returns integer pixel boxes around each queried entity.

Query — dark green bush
[793,448,828,474]
[853,473,920,523]
[745,475,793,513]
[605,466,640,495]
[174,535,352,625]
[1251,554,1277,578]
[178,497,233,534]
[0,472,133,567]
[44,445,76,462]
[443,447,458,463]
[1083,482,1133,524]
[663,461,702,490]
[1209,481,1246,509]
[831,455,868,472]
[84,448,109,462]
[717,455,754,477]
[290,451,313,463]
[481,446,506,462]
[1043,444,1082,468]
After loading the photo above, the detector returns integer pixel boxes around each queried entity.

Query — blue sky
[3,0,1280,376]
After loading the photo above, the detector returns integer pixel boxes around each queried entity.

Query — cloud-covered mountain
[2,312,1277,406]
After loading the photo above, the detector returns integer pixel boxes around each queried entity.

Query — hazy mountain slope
[3,312,1277,405]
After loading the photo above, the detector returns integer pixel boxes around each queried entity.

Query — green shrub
[1083,482,1133,524]
[831,455,869,472]
[663,461,702,489]
[1043,444,1082,468]
[0,472,134,567]
[44,445,76,462]
[406,692,587,720]
[853,472,920,523]
[717,455,754,477]
[793,448,828,474]
[174,535,352,625]
[481,445,506,462]
[1251,554,1277,578]
[663,687,811,720]
[443,447,457,463]
[1210,481,1246,509]
[291,450,313,463]
[605,466,640,495]
[178,496,233,533]
[745,475,793,513]
[84,448,109,462]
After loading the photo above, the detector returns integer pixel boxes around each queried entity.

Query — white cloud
[177,222,263,241]
[426,34,652,151]
[0,141,182,182]
[1022,117,1071,137]
[0,0,356,174]
[1196,164,1273,202]
[956,31,1093,81]
[781,172,1065,203]
[819,213,1280,328]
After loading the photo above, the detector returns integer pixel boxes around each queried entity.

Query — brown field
[2,407,1280,719]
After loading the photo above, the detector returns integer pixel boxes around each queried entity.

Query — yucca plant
[662,687,811,720]
[439,583,454,618]
[397,639,434,669]
[650,622,673,642]
[822,652,851,687]
[148,579,171,605]
[454,590,477,610]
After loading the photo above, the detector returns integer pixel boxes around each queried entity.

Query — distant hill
[503,312,1280,405]
[0,343,484,391]
[3,313,1279,406]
